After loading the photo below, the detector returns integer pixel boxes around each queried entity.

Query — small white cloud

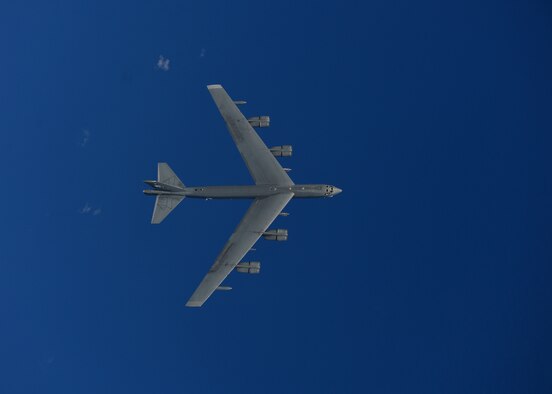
[39,354,56,371]
[80,203,101,216]
[199,48,206,58]
[80,203,92,214]
[157,55,170,71]
[80,129,90,147]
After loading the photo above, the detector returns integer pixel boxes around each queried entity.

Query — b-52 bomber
[144,84,342,307]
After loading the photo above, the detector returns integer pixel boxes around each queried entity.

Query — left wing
[208,84,294,186]
[186,192,293,307]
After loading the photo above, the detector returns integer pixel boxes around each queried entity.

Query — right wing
[208,84,294,186]
[186,192,293,307]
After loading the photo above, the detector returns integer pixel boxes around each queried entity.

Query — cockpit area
[324,185,342,197]
[287,184,342,198]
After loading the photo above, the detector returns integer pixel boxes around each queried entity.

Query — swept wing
[186,192,293,307]
[207,84,294,186]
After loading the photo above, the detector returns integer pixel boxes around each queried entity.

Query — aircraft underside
[143,85,341,307]
[144,184,341,199]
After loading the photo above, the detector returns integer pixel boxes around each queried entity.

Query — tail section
[147,163,186,224]
[158,163,185,188]
[152,195,184,224]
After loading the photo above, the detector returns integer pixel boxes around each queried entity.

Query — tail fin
[152,195,184,224]
[151,163,185,224]
[158,163,185,188]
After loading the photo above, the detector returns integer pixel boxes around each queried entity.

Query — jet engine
[248,116,270,127]
[236,261,261,274]
[270,145,293,157]
[263,229,288,241]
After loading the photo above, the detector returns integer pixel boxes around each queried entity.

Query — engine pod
[270,145,293,157]
[263,229,288,241]
[236,261,261,274]
[248,116,270,127]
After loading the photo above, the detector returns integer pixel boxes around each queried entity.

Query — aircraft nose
[333,187,342,195]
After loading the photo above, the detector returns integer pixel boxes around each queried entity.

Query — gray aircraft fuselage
[143,181,342,199]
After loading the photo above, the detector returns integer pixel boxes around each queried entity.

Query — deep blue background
[1,1,551,393]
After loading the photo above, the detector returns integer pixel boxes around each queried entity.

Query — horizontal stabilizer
[158,163,184,188]
[152,195,184,224]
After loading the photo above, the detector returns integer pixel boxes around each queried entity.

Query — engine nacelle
[248,116,270,128]
[236,261,261,274]
[270,145,293,157]
[263,229,288,241]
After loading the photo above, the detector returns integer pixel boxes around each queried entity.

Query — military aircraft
[144,84,342,307]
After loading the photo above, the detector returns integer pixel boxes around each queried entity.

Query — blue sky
[1,1,551,393]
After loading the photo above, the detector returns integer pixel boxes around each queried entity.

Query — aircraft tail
[152,195,185,224]
[157,162,185,188]
[151,163,185,224]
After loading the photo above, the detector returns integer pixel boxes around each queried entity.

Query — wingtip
[207,84,222,90]
[185,301,203,307]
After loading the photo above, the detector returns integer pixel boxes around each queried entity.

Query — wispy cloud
[157,55,170,71]
[79,203,101,216]
[199,48,206,58]
[39,354,56,372]
[80,129,90,147]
